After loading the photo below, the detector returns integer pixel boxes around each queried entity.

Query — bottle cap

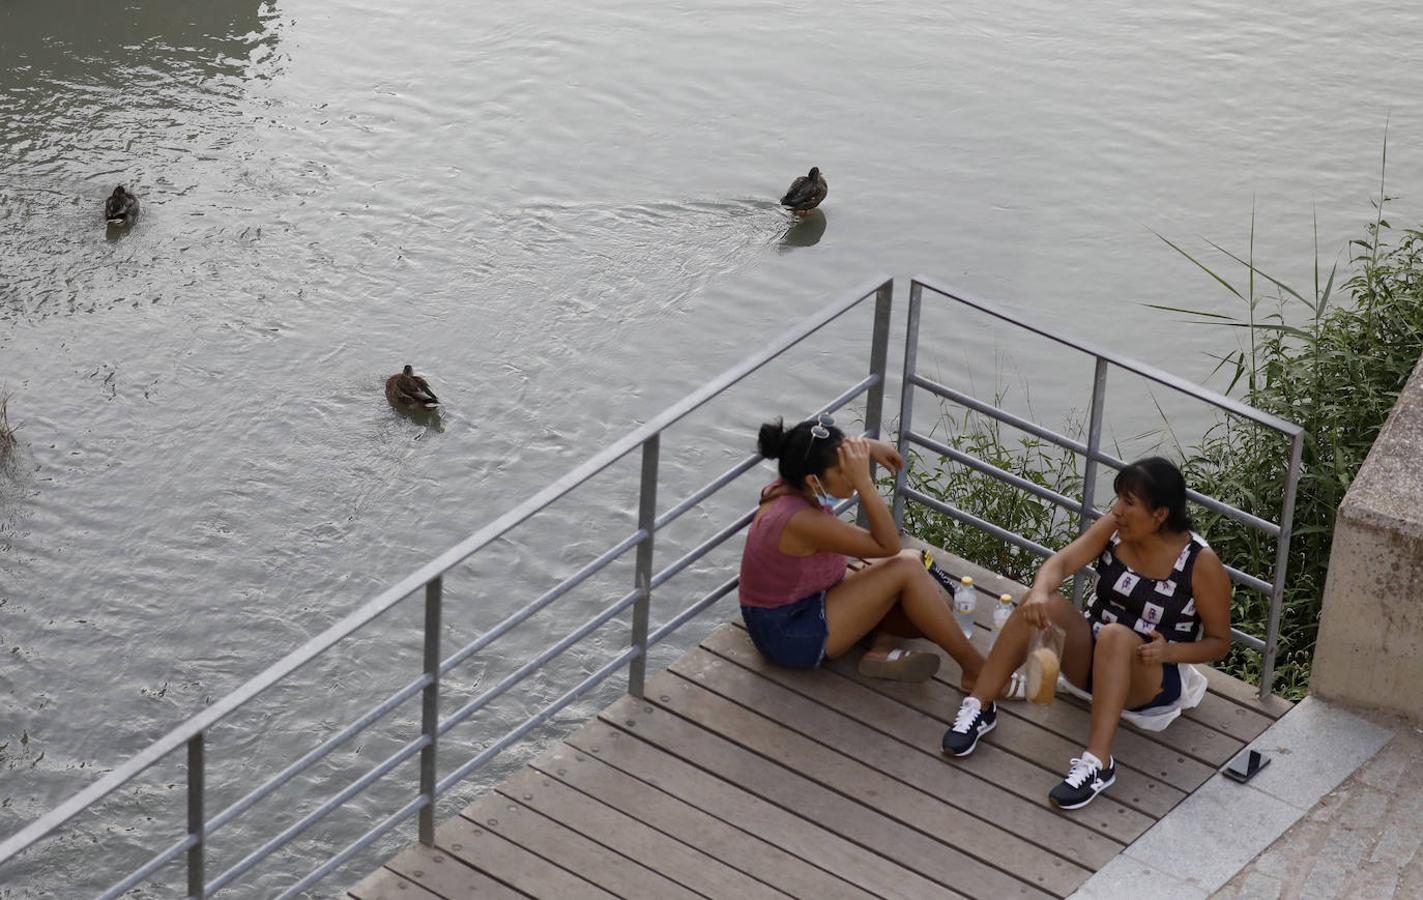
[1000,593,1013,603]
[960,576,973,586]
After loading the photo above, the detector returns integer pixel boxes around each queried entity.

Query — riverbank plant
[899,170,1423,699]
[0,388,15,459]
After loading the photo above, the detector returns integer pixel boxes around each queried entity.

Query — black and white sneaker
[1049,752,1116,809]
[941,697,996,757]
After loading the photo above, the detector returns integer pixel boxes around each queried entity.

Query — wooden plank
[532,741,876,900]
[819,650,1186,818]
[458,792,699,899]
[698,625,1130,863]
[1175,688,1275,743]
[349,866,446,900]
[434,814,616,899]
[669,649,1089,896]
[566,718,947,900]
[1202,664,1295,719]
[380,842,526,899]
[598,693,974,900]
[633,670,1055,900]
[494,766,790,900]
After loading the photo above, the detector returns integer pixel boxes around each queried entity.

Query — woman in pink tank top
[737,414,988,689]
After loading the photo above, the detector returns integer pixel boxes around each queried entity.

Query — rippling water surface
[3,0,1423,894]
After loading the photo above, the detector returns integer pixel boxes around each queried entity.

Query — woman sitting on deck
[941,457,1232,810]
[738,414,988,688]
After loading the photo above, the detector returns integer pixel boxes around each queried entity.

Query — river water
[3,0,1422,895]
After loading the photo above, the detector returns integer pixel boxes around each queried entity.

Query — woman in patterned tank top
[941,457,1233,810]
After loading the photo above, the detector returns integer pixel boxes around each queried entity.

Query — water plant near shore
[898,164,1423,699]
[0,388,16,459]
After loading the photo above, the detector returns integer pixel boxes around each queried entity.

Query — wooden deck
[351,557,1292,900]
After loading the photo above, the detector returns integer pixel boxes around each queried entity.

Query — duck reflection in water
[779,208,827,251]
[394,404,445,434]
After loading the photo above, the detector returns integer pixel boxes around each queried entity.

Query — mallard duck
[780,167,827,215]
[105,185,139,226]
[386,365,439,408]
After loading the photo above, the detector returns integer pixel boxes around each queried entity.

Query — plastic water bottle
[989,593,1014,649]
[953,576,977,640]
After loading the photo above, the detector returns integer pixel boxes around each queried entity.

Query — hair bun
[757,419,788,460]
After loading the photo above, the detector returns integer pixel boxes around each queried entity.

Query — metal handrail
[0,276,895,897]
[895,277,1304,699]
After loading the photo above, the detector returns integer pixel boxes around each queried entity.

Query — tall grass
[898,156,1423,699]
[0,388,16,459]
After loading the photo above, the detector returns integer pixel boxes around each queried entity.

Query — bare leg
[1085,624,1166,761]
[968,593,1094,706]
[824,550,985,687]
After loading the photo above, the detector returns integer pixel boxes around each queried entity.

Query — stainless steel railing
[891,277,1303,700]
[0,272,1303,897]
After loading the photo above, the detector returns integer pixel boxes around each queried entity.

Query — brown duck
[386,365,439,408]
[780,166,827,215]
[105,185,139,226]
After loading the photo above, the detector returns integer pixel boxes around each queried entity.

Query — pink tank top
[738,483,848,609]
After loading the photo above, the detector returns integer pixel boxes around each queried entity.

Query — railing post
[187,733,205,899]
[1260,431,1303,699]
[858,279,894,529]
[892,281,923,530]
[418,576,442,845]
[628,434,660,698]
[1073,358,1109,606]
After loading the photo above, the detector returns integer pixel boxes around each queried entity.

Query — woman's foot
[858,648,940,682]
[1048,752,1116,809]
[941,696,997,756]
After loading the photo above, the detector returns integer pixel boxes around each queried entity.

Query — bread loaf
[1025,647,1060,705]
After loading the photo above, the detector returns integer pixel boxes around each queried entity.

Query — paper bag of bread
[1025,622,1065,704]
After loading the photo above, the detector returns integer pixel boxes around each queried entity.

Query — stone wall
[1312,354,1423,720]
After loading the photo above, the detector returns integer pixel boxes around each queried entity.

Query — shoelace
[951,703,981,733]
[1063,757,1100,788]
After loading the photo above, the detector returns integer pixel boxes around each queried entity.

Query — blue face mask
[811,478,836,511]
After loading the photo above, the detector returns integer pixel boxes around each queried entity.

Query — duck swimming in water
[386,365,439,408]
[105,186,139,226]
[780,166,827,215]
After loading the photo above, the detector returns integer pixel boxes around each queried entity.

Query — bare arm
[783,437,901,558]
[1144,548,1232,664]
[1019,513,1118,627]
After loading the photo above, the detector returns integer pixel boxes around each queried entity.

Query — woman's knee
[1093,623,1138,656]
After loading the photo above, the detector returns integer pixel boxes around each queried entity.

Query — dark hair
[757,416,845,488]
[1113,456,1193,533]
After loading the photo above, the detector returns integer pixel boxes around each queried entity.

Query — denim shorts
[741,592,828,669]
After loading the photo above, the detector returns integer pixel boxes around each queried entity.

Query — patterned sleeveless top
[1086,531,1209,643]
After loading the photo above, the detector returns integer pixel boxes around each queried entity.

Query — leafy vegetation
[900,153,1423,699]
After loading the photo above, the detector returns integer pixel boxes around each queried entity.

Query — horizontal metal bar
[97,833,197,900]
[275,794,428,900]
[648,575,741,647]
[204,734,430,894]
[437,645,640,795]
[911,278,1304,437]
[656,455,764,532]
[907,431,1084,515]
[0,276,893,866]
[438,529,646,678]
[902,487,1055,559]
[437,588,642,739]
[1090,448,1282,537]
[650,509,756,591]
[908,374,1089,455]
[206,673,429,838]
[654,377,879,533]
[1223,565,1272,594]
[1230,629,1266,652]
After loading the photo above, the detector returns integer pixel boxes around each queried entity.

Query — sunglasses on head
[803,413,835,459]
